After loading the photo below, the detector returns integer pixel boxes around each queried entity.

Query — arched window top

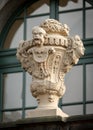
[2,0,50,49]
[2,0,92,49]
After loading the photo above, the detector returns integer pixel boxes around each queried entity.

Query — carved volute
[16,19,85,117]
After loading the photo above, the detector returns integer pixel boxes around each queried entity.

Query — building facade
[0,0,93,122]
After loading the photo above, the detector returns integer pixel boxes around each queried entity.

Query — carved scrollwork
[16,19,85,103]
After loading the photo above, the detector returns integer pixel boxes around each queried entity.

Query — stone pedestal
[27,94,68,118]
[27,108,68,118]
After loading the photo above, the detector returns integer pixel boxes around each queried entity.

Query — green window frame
[0,0,93,122]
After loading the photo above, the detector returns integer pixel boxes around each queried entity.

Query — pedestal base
[26,107,69,119]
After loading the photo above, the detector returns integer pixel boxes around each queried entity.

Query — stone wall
[0,115,93,130]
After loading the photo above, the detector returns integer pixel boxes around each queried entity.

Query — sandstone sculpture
[16,19,85,118]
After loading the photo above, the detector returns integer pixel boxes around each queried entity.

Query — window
[0,0,93,122]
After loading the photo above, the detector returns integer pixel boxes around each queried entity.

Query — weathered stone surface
[0,115,93,130]
[16,19,85,118]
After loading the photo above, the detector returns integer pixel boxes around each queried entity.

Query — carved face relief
[32,26,46,46]
[32,47,48,63]
[74,35,85,57]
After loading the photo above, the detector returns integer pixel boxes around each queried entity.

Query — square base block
[26,107,68,121]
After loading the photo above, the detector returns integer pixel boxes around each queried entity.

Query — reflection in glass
[63,105,83,116]
[3,73,22,109]
[4,20,24,49]
[63,65,83,103]
[86,104,93,114]
[3,111,22,122]
[26,73,38,107]
[85,1,92,7]
[59,11,82,38]
[86,64,93,101]
[86,10,93,38]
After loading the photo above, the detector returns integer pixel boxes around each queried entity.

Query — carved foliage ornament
[16,19,85,103]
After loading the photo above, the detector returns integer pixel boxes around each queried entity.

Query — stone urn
[16,19,85,118]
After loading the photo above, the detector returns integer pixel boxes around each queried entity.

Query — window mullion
[22,71,26,118]
[24,7,27,40]
[50,0,59,20]
[83,0,86,39]
[83,64,86,115]
[0,73,3,122]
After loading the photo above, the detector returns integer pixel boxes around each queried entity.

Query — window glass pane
[3,111,22,122]
[62,105,83,116]
[86,64,93,101]
[26,73,37,107]
[86,1,92,7]
[59,0,82,11]
[26,16,49,40]
[86,104,93,114]
[59,11,82,38]
[27,3,49,15]
[3,73,22,109]
[63,65,83,103]
[86,10,93,38]
[4,20,24,49]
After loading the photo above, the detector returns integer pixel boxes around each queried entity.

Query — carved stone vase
[16,19,85,118]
